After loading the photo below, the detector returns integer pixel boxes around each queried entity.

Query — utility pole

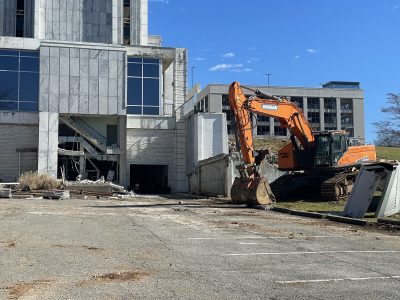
[265,73,272,86]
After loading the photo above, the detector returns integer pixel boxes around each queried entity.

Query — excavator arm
[228,82,316,205]
[229,82,315,169]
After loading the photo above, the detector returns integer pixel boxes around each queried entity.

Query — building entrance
[130,165,169,194]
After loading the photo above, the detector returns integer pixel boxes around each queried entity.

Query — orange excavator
[228,82,376,205]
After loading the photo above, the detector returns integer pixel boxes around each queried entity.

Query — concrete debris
[0,188,12,198]
[66,179,136,197]
[43,190,70,200]
[344,162,400,218]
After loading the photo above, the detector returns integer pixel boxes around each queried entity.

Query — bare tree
[374,93,400,146]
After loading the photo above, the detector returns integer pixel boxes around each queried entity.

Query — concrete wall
[0,123,39,182]
[193,113,228,165]
[126,127,176,191]
[39,0,113,43]
[189,154,239,197]
[39,43,126,115]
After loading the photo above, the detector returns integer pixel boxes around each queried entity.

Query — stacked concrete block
[39,44,126,116]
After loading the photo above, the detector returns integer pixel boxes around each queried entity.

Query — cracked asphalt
[0,196,400,299]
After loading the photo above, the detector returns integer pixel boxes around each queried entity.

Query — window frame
[0,50,39,112]
[127,57,162,116]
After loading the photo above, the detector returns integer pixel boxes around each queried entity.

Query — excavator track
[320,171,358,201]
[270,171,359,202]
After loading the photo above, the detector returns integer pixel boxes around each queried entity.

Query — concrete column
[353,98,365,141]
[79,144,85,176]
[269,117,274,136]
[336,98,341,130]
[319,97,325,131]
[118,116,127,186]
[112,0,122,44]
[302,97,308,120]
[252,114,257,136]
[38,112,59,178]
[130,0,148,46]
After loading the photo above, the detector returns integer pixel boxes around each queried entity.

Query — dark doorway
[130,165,169,194]
[107,125,118,146]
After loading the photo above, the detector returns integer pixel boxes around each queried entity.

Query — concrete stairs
[59,136,118,162]
[60,116,119,154]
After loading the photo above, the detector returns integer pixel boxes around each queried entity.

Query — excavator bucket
[231,176,275,205]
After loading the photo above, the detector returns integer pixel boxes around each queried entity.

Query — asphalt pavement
[0,196,399,299]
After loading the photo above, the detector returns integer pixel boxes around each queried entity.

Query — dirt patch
[4,279,52,299]
[80,271,149,286]
[0,240,16,248]
[95,271,149,282]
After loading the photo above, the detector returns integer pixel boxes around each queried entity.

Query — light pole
[265,73,272,86]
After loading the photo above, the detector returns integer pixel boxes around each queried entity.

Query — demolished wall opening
[130,164,169,194]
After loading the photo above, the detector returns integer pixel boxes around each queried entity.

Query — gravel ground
[0,195,399,299]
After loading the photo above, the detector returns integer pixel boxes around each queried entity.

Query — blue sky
[149,0,400,143]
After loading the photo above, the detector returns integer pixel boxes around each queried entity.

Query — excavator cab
[313,131,348,167]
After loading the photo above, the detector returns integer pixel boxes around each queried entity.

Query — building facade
[0,0,188,194]
[194,82,365,141]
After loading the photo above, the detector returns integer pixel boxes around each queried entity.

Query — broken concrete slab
[0,188,11,198]
[344,162,399,219]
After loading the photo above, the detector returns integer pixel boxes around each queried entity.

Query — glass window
[0,50,19,56]
[143,78,159,106]
[257,115,269,122]
[307,97,320,110]
[324,98,336,110]
[20,51,40,58]
[143,107,159,115]
[257,125,269,136]
[0,50,39,112]
[20,57,40,72]
[127,106,142,114]
[143,58,160,64]
[19,101,38,111]
[128,57,142,63]
[0,101,18,110]
[291,96,303,109]
[127,57,161,115]
[143,64,159,78]
[0,56,19,71]
[128,63,142,77]
[19,73,39,102]
[127,77,142,105]
[0,71,19,100]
